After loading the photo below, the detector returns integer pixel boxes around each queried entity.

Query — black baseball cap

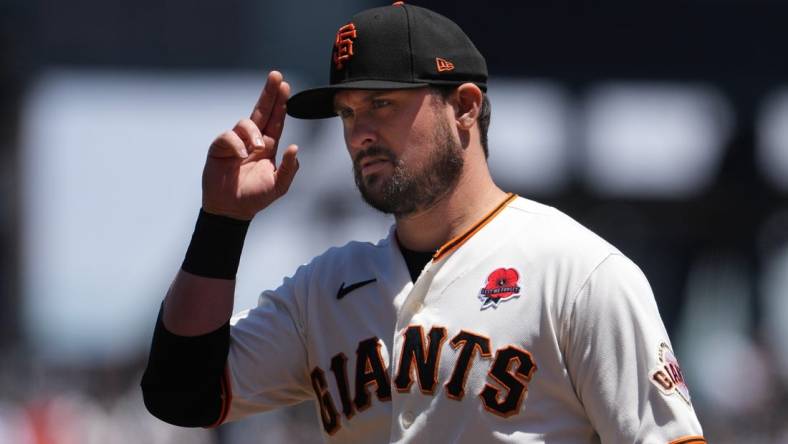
[286,2,488,119]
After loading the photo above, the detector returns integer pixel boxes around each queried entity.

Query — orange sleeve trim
[432,193,517,261]
[668,436,706,444]
[208,365,233,428]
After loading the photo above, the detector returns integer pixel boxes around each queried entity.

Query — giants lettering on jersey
[310,326,537,434]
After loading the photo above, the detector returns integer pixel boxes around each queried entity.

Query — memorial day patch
[649,342,691,404]
[479,267,522,310]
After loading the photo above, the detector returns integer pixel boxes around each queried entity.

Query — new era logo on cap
[436,58,455,72]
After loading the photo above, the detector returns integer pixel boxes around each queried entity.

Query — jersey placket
[388,253,449,441]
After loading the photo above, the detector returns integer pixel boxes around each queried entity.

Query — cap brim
[286,80,430,119]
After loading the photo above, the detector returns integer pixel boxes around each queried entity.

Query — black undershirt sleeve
[141,304,230,427]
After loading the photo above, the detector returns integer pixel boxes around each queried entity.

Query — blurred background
[1,0,787,442]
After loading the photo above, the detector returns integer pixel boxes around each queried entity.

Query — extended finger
[258,134,279,159]
[263,80,291,145]
[242,134,278,164]
[274,144,299,197]
[233,118,265,152]
[250,71,283,129]
[208,130,248,159]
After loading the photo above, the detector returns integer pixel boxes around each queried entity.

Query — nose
[345,113,378,156]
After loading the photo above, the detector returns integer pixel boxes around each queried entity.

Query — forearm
[142,209,250,427]
[163,209,250,335]
[163,270,235,336]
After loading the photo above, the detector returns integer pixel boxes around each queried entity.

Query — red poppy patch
[479,267,522,310]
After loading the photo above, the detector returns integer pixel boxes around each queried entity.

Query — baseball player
[141,3,706,443]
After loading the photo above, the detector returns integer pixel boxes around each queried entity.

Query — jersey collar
[432,192,517,262]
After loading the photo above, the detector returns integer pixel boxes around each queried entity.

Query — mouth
[359,156,392,176]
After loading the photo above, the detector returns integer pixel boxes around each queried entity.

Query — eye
[371,98,391,109]
[336,107,354,120]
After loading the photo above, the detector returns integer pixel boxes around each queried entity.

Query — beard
[352,114,464,217]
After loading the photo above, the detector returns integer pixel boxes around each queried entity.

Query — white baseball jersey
[218,194,705,443]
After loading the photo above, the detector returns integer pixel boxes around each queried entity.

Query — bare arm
[142,71,299,427]
[163,70,299,336]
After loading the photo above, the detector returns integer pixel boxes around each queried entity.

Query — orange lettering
[333,24,357,70]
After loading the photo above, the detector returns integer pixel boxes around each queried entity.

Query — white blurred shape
[583,83,732,198]
[19,69,368,364]
[761,242,788,383]
[676,253,773,415]
[0,403,34,444]
[757,89,788,191]
[486,80,571,194]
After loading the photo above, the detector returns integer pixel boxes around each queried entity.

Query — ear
[455,83,483,130]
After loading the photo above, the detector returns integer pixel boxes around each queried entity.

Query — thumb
[274,144,299,197]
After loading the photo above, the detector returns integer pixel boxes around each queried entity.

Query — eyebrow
[333,91,392,114]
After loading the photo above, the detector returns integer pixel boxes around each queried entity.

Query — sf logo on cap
[333,23,357,70]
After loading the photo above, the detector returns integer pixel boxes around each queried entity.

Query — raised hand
[201,71,299,220]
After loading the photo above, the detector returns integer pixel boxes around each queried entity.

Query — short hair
[429,85,491,158]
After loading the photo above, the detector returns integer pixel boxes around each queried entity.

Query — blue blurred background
[1,0,787,442]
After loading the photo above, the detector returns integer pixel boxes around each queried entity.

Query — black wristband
[181,209,251,279]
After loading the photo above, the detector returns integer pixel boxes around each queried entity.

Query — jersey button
[401,411,415,429]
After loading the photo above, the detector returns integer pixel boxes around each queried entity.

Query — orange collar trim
[667,436,706,444]
[432,193,517,261]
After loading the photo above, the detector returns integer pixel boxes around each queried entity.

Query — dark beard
[353,115,464,217]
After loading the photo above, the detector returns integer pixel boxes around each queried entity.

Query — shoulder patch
[649,343,691,404]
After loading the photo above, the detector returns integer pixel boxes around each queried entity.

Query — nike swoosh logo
[336,278,377,300]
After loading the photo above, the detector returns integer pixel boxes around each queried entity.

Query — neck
[394,162,508,252]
